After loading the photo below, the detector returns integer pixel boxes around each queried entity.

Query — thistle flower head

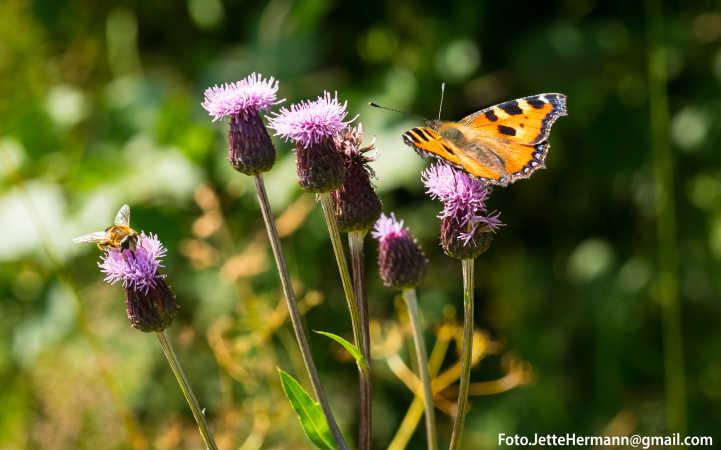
[421,162,503,244]
[202,73,282,121]
[371,212,406,242]
[98,232,177,332]
[372,213,427,289]
[334,123,376,163]
[331,124,382,231]
[99,233,167,294]
[268,91,356,149]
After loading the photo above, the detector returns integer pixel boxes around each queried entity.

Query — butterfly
[401,93,567,186]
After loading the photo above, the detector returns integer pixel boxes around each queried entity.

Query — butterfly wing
[114,204,131,226]
[72,231,108,244]
[402,127,507,182]
[459,93,567,144]
[458,93,566,184]
[401,93,566,186]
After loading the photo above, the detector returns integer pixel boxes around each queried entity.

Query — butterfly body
[402,93,567,186]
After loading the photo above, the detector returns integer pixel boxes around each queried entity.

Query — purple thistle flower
[99,233,178,332]
[268,91,356,149]
[99,233,167,294]
[421,162,503,259]
[267,91,355,193]
[371,212,406,241]
[201,73,283,121]
[331,124,382,231]
[202,73,282,174]
[372,213,427,289]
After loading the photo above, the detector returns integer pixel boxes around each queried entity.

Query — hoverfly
[72,204,139,253]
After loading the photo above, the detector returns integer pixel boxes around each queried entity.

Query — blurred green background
[1,0,720,448]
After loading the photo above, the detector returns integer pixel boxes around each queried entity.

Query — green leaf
[314,330,366,368]
[277,369,339,450]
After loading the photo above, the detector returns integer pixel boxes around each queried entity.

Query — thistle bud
[124,277,178,332]
[372,213,427,289]
[331,124,382,231]
[227,112,275,175]
[440,218,494,260]
[295,139,345,193]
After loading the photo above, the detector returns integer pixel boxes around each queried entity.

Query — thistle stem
[402,288,438,450]
[449,258,474,450]
[318,193,367,448]
[348,230,373,450]
[254,175,348,450]
[155,330,218,450]
[319,193,364,348]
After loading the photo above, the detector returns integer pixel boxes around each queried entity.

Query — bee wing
[72,231,107,244]
[115,204,130,226]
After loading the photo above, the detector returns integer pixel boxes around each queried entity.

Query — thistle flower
[331,124,382,232]
[372,213,427,289]
[99,233,178,332]
[268,91,355,193]
[202,73,283,175]
[202,73,282,121]
[421,162,503,259]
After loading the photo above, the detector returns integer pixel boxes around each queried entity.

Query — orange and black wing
[458,93,566,184]
[401,94,566,186]
[459,93,567,144]
[402,127,508,183]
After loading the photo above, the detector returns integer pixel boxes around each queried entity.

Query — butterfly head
[424,119,441,130]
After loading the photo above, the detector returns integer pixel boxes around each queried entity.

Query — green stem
[449,258,474,450]
[644,0,686,437]
[155,330,218,450]
[254,175,348,450]
[318,193,367,448]
[318,193,364,350]
[402,288,438,450]
[348,230,373,450]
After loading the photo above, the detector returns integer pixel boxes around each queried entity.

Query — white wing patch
[114,204,130,226]
[72,231,107,244]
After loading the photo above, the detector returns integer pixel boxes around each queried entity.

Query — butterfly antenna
[437,82,446,121]
[368,102,409,115]
[369,102,428,122]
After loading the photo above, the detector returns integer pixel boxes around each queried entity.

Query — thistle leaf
[277,369,339,450]
[314,330,365,368]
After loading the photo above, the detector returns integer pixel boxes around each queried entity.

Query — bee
[72,204,139,253]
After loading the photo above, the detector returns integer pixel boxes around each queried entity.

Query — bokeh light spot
[671,106,709,152]
[358,28,398,63]
[188,0,224,29]
[0,138,25,179]
[435,39,480,81]
[549,24,583,58]
[568,238,614,282]
[45,85,88,127]
[688,174,721,211]
[617,258,651,294]
[384,68,417,106]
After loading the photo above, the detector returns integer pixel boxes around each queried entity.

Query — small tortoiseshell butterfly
[401,93,567,186]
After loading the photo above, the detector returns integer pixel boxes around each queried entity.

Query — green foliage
[315,330,365,368]
[277,369,339,450]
